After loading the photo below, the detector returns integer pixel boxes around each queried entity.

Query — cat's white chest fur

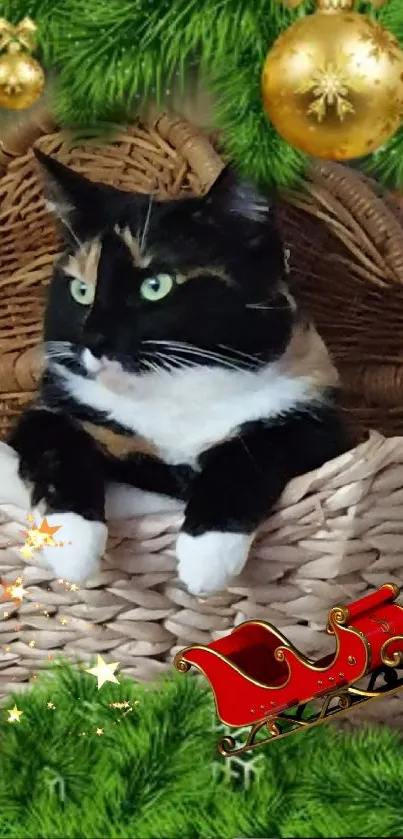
[54,362,314,466]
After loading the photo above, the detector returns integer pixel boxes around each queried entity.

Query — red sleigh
[174,583,403,756]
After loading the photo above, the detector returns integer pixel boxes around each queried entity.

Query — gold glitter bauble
[261,0,403,160]
[0,49,44,110]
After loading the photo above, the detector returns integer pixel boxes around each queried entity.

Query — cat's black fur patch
[10,409,106,520]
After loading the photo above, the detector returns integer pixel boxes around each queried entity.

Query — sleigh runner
[175,583,403,756]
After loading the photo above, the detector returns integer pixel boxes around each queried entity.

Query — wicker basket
[1,112,403,727]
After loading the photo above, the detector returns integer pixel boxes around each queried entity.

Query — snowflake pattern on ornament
[360,19,401,63]
[297,59,363,122]
[376,91,403,138]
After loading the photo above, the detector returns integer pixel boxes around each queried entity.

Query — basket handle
[152,112,224,190]
[0,107,57,176]
[285,159,403,286]
[0,346,43,393]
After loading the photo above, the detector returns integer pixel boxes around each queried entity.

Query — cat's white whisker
[140,194,154,252]
[62,217,83,248]
[152,351,195,371]
[140,358,160,374]
[245,302,279,311]
[141,349,195,373]
[142,339,249,371]
[44,340,74,361]
[218,344,262,364]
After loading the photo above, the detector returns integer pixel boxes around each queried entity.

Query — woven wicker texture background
[277,166,403,440]
[1,113,403,727]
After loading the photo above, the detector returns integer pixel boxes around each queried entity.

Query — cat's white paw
[176,530,253,596]
[38,512,107,582]
[0,442,31,508]
[0,443,106,582]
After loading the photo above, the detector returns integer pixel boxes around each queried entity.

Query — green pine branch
[0,661,403,837]
[0,0,403,187]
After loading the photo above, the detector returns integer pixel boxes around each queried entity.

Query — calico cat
[5,150,347,595]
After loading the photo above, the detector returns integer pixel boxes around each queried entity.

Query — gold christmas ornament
[262,0,403,160]
[0,17,45,110]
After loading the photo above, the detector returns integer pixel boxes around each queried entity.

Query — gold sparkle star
[47,702,55,709]
[28,640,35,648]
[59,617,68,625]
[95,727,104,735]
[20,517,62,554]
[69,583,79,592]
[24,517,61,541]
[0,577,27,604]
[85,655,120,689]
[8,580,27,602]
[7,705,23,723]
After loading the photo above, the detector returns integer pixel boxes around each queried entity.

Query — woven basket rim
[0,109,225,184]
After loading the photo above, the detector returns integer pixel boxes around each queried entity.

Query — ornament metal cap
[316,0,354,10]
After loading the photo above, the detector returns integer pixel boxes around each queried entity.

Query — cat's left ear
[203,166,273,225]
[33,148,124,241]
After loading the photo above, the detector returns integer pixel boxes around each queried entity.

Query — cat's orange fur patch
[279,320,339,395]
[114,225,152,268]
[81,421,161,460]
[64,240,101,286]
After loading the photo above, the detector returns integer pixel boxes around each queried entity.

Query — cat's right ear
[33,148,119,242]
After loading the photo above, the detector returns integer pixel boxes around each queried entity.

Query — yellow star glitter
[0,577,27,605]
[20,516,63,557]
[47,702,55,709]
[59,617,68,625]
[85,655,120,689]
[7,705,23,723]
[69,584,79,592]
[8,581,27,602]
[28,640,35,648]
[109,699,134,712]
[95,728,104,736]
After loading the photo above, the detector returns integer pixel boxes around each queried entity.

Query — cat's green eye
[69,278,95,306]
[140,273,174,302]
